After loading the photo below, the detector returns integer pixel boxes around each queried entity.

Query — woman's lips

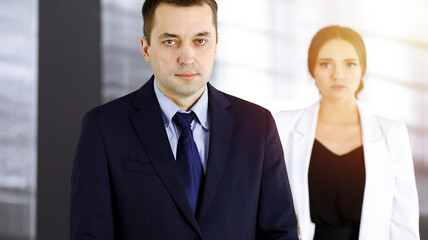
[331,84,345,91]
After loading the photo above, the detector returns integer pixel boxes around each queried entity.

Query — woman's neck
[318,97,360,125]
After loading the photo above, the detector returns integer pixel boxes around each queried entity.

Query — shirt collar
[153,79,209,130]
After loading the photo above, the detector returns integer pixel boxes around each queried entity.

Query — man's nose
[178,44,195,65]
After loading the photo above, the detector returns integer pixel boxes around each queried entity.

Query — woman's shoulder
[274,102,319,122]
[376,115,406,132]
[274,102,319,140]
[376,116,409,148]
[373,114,405,129]
[358,104,407,134]
[358,104,408,143]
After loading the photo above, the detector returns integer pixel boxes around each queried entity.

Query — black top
[308,139,365,240]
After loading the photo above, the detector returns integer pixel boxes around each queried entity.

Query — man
[70,0,298,239]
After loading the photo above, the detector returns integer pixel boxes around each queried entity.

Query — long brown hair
[308,25,367,96]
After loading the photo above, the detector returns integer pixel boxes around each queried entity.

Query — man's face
[141,3,217,103]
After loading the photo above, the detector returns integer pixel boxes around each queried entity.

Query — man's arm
[70,110,114,239]
[256,110,298,240]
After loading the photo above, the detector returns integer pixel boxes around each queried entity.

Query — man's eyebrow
[158,31,212,39]
[158,33,179,39]
[195,31,211,37]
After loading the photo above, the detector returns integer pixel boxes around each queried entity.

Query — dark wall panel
[37,0,100,239]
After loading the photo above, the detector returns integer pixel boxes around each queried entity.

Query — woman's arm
[390,124,420,240]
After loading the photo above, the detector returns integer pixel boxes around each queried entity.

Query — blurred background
[0,0,427,239]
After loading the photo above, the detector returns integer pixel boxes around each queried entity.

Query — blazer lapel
[197,83,234,222]
[289,102,319,240]
[357,103,393,239]
[130,77,202,236]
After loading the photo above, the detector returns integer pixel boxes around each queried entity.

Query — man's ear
[215,33,219,53]
[140,37,150,63]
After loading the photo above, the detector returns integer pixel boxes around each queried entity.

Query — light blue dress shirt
[153,80,210,173]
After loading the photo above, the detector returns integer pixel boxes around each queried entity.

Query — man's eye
[195,39,206,45]
[164,40,176,46]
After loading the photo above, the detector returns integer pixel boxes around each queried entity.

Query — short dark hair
[142,0,218,45]
[308,25,367,96]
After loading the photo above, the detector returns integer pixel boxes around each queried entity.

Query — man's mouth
[175,72,198,80]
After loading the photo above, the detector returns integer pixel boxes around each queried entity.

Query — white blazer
[275,101,419,240]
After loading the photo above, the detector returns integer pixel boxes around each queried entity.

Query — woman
[275,26,419,240]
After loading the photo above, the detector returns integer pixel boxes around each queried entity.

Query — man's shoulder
[87,76,155,119]
[209,85,269,115]
[85,89,139,121]
[225,93,266,110]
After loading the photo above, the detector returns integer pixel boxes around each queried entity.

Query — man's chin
[174,84,205,97]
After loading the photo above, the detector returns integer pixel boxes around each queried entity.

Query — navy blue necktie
[173,112,203,213]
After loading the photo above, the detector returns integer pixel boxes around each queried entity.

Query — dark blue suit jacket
[71,77,298,239]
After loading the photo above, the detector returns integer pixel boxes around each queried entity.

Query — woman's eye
[320,62,330,68]
[347,62,357,68]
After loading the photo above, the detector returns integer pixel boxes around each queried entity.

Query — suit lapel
[130,77,202,236]
[197,83,234,222]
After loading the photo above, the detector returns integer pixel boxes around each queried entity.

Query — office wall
[0,0,426,239]
[101,0,428,237]
[37,0,100,239]
[0,0,37,239]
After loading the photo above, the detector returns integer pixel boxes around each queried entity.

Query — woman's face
[313,39,362,100]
